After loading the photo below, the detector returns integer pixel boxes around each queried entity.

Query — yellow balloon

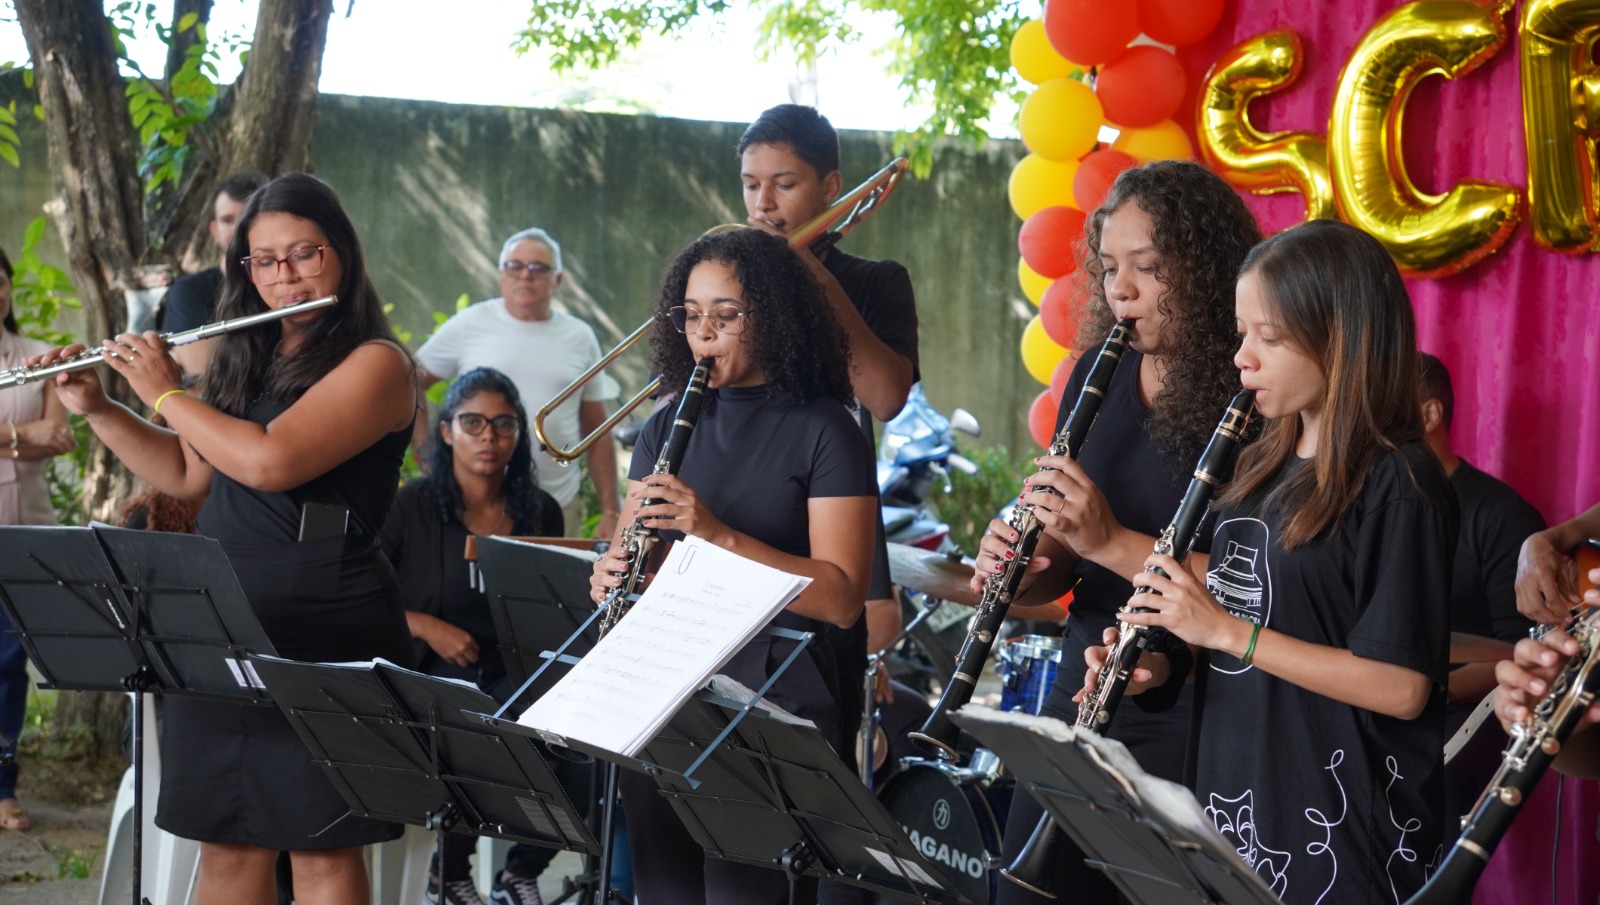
[1329,0,1522,277]
[1009,154,1082,220]
[1197,30,1336,221]
[1113,119,1195,162]
[1521,0,1600,252]
[1012,19,1075,86]
[1021,316,1070,386]
[1018,259,1053,306]
[1019,78,1104,161]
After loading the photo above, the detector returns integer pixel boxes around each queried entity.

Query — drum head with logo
[877,761,998,903]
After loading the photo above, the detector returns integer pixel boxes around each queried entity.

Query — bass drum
[876,756,1010,903]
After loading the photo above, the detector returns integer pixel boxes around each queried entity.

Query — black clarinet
[1405,605,1600,904]
[909,319,1133,762]
[595,357,713,636]
[1003,388,1255,898]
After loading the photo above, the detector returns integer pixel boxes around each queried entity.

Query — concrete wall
[0,85,1037,455]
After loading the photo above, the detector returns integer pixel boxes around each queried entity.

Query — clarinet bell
[1000,813,1063,898]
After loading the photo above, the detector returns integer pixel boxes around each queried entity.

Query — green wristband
[1240,620,1262,666]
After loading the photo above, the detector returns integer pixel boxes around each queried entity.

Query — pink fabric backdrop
[1175,0,1600,525]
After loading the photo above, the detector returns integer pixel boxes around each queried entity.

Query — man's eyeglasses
[669,305,747,335]
[501,260,555,279]
[453,413,520,438]
[241,245,329,286]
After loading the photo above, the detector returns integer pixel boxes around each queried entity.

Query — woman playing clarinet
[974,160,1262,904]
[587,227,877,904]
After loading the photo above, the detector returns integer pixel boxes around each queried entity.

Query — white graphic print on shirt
[1207,517,1271,675]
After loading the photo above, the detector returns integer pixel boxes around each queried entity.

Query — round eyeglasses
[669,305,747,335]
[501,260,556,279]
[453,413,520,438]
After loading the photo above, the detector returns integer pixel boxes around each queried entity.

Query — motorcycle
[878,384,981,551]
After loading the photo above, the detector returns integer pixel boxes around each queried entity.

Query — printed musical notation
[516,536,810,757]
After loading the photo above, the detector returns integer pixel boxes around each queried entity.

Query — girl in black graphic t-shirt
[1113,220,1455,904]
[588,227,877,905]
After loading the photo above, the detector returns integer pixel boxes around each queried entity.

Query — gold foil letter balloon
[1198,30,1336,221]
[1521,0,1600,252]
[1329,0,1522,277]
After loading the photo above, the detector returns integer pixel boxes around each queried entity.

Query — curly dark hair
[118,488,203,534]
[1074,160,1263,469]
[201,173,406,415]
[418,368,545,534]
[649,228,854,408]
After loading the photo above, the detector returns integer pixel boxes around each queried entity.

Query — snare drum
[878,758,1011,903]
[997,634,1062,716]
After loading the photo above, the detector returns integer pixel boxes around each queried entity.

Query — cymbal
[1449,632,1514,664]
[887,544,980,607]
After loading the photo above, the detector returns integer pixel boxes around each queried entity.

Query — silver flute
[0,294,338,389]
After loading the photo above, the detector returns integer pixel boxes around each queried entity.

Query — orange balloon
[1020,78,1104,161]
[1039,278,1081,346]
[1045,0,1140,66]
[1009,154,1082,220]
[1049,350,1079,402]
[1029,388,1062,449]
[1113,118,1195,162]
[1019,206,1088,279]
[1137,0,1225,46]
[1097,46,1187,128]
[1073,149,1140,212]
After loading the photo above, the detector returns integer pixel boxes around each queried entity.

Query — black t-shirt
[631,384,876,746]
[1196,442,1455,904]
[163,267,224,332]
[380,479,563,685]
[1449,459,1543,643]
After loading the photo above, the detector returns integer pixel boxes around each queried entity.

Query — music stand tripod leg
[122,665,157,905]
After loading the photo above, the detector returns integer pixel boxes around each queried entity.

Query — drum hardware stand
[861,594,945,788]
[0,525,280,905]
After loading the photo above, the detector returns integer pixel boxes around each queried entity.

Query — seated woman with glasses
[380,366,564,905]
[588,227,877,905]
[35,173,416,903]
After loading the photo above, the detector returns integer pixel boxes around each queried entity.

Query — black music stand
[477,537,600,697]
[249,655,599,884]
[476,536,614,902]
[0,524,277,905]
[676,684,976,904]
[951,707,1282,905]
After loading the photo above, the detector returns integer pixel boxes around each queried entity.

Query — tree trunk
[16,0,148,524]
[52,691,128,760]
[226,0,332,176]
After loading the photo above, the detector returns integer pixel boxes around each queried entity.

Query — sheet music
[517,535,811,756]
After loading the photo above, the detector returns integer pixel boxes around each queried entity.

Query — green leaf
[22,216,46,252]
[0,124,18,145]
[177,11,200,32]
[0,144,17,169]
[0,106,15,125]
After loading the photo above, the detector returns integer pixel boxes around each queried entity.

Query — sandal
[0,798,30,831]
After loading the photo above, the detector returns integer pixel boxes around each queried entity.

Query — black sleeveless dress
[154,393,414,850]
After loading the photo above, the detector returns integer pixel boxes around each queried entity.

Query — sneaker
[425,874,488,905]
[489,869,545,905]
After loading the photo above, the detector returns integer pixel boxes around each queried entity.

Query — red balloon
[1096,46,1186,128]
[1028,389,1061,450]
[1073,149,1140,213]
[1049,352,1078,403]
[1018,206,1088,279]
[1136,0,1225,46]
[1039,279,1080,346]
[1044,0,1140,66]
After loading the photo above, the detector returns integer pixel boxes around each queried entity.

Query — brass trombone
[532,157,910,464]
